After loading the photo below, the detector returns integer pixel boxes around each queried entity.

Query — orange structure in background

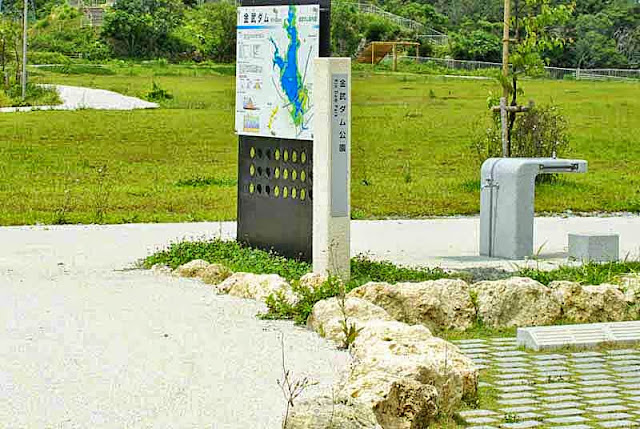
[356,41,421,71]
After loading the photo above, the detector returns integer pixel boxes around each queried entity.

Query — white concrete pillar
[313,58,351,280]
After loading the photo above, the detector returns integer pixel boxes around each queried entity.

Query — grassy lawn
[0,63,638,225]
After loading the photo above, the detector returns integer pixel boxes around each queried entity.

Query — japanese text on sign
[331,73,349,217]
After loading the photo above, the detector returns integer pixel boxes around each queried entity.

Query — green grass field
[0,63,638,225]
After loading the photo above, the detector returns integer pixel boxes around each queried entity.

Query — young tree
[501,0,573,154]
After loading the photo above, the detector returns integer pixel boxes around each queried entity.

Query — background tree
[174,1,236,62]
[101,0,184,58]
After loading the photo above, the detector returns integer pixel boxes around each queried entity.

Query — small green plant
[92,164,112,224]
[336,277,362,349]
[145,81,173,102]
[402,161,412,184]
[52,189,73,225]
[504,413,521,423]
[517,261,640,286]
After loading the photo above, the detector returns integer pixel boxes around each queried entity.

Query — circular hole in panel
[274,186,280,197]
[266,167,271,177]
[265,185,271,195]
[283,169,289,180]
[257,148,263,159]
[283,150,289,162]
[266,149,272,160]
[257,166,263,176]
[283,187,288,198]
[300,188,306,200]
[301,151,306,164]
[257,184,262,194]
[250,147,256,159]
[292,150,298,163]
[275,149,281,160]
[275,167,280,179]
[300,170,306,182]
[292,170,297,181]
[249,183,255,194]
[249,164,255,177]
[291,188,297,199]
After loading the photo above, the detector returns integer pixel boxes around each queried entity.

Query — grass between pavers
[455,340,640,428]
[1,63,639,224]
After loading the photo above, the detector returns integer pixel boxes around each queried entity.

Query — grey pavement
[454,338,640,428]
[0,85,158,113]
[0,224,348,428]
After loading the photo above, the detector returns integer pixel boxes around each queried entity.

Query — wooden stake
[500,97,509,158]
[392,43,397,72]
[501,0,511,157]
[371,42,375,65]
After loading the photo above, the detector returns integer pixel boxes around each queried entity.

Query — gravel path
[1,216,638,426]
[0,85,158,113]
[0,224,348,428]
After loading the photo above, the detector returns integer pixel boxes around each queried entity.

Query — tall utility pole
[500,0,511,157]
[22,0,27,100]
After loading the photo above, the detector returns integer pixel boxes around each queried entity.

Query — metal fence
[399,56,640,81]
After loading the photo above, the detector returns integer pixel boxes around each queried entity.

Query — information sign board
[235,5,320,141]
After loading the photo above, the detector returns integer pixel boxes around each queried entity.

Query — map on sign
[235,4,320,141]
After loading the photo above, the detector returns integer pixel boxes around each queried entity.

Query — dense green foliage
[143,239,312,280]
[2,0,638,68]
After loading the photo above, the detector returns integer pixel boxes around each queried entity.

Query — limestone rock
[285,395,380,429]
[199,263,231,285]
[175,259,210,277]
[348,279,476,332]
[299,272,328,292]
[551,281,629,323]
[306,297,393,344]
[150,264,172,275]
[471,277,561,328]
[373,379,438,429]
[216,272,298,304]
[347,319,477,409]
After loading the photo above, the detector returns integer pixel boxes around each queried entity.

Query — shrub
[472,103,571,177]
[145,81,173,101]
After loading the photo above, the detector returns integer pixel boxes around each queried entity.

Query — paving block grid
[455,338,640,428]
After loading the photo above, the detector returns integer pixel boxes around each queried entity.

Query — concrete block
[517,321,640,351]
[569,233,619,262]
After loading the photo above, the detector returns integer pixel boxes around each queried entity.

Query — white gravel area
[0,85,158,113]
[0,224,349,428]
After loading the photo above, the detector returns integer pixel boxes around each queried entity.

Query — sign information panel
[331,73,349,217]
[235,5,320,141]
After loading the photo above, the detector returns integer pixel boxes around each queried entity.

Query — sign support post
[312,58,351,280]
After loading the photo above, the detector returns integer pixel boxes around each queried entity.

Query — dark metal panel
[237,137,313,260]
